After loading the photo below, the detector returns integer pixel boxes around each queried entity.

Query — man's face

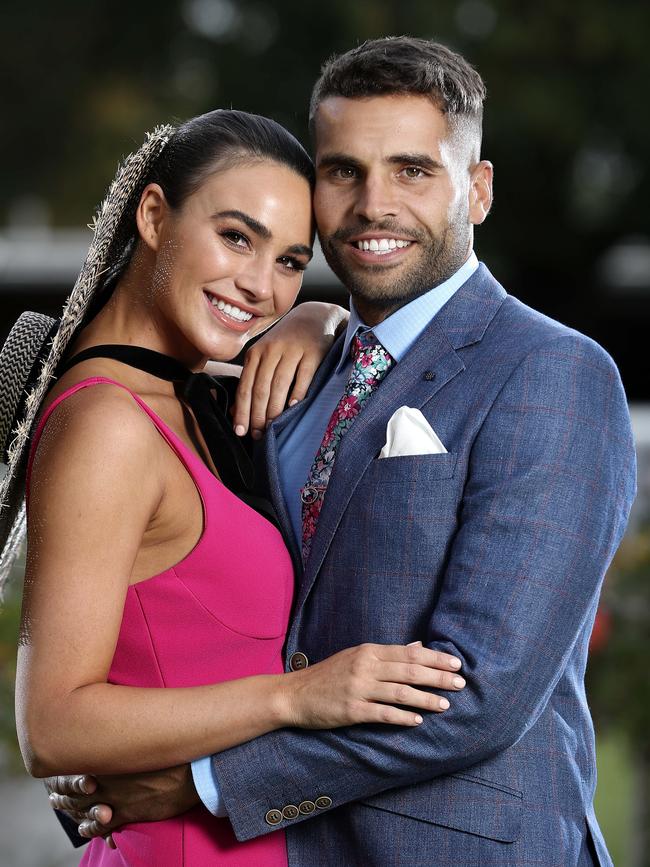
[313,94,491,323]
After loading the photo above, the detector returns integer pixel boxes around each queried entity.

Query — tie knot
[352,330,379,357]
[351,331,393,373]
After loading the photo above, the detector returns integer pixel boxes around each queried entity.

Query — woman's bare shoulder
[32,382,161,481]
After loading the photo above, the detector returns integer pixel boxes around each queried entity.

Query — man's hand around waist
[46,764,199,845]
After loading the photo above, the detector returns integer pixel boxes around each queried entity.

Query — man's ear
[135,183,169,252]
[469,160,493,225]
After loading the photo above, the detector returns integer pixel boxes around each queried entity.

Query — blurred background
[1,1,648,864]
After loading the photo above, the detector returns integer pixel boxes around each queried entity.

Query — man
[50,37,635,865]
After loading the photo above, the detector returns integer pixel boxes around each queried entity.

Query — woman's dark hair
[98,109,314,300]
[151,109,315,208]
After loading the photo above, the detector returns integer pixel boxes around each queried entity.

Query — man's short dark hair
[309,36,486,159]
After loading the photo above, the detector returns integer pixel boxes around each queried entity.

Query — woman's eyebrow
[287,244,313,260]
[214,209,271,239]
[214,209,312,259]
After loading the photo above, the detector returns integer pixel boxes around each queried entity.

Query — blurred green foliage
[2,1,649,396]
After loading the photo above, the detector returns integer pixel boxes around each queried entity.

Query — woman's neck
[71,263,206,372]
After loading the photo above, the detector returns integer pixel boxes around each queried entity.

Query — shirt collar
[336,251,479,372]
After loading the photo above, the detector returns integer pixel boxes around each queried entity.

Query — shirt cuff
[191,756,228,817]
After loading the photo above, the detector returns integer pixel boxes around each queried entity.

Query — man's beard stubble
[320,217,471,318]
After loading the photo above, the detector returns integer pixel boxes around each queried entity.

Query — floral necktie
[300,331,394,562]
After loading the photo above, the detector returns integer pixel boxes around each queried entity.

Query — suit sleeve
[211,333,637,841]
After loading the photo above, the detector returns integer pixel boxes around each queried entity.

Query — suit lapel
[294,319,463,614]
[264,335,345,573]
[293,263,507,617]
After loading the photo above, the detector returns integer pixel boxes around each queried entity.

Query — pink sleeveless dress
[27,378,294,866]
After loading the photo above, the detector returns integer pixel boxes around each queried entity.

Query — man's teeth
[356,239,411,254]
[209,296,253,322]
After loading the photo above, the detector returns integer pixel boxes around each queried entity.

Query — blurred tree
[587,526,650,866]
[2,1,648,394]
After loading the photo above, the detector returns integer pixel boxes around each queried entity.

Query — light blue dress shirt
[192,251,479,816]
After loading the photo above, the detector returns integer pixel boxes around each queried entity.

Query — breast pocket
[337,453,461,582]
[370,451,458,482]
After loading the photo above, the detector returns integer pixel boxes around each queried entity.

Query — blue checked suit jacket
[211,264,636,866]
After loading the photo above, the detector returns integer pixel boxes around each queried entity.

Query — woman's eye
[278,256,306,273]
[222,230,249,248]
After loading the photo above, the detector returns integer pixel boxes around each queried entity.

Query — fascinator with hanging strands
[0,124,175,596]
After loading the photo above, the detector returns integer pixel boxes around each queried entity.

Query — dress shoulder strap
[26,376,208,502]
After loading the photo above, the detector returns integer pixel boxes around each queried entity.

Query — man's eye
[222,230,249,247]
[332,166,357,179]
[402,166,425,179]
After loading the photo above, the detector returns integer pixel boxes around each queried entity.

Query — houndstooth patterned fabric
[0,124,174,596]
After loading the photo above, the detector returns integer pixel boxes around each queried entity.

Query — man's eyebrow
[213,209,271,239]
[317,152,445,173]
[316,153,364,171]
[387,153,445,171]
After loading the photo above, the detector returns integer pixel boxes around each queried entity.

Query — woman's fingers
[359,642,462,672]
[235,347,308,439]
[265,355,307,423]
[232,351,261,437]
[368,682,452,713]
[356,703,424,727]
[288,355,321,406]
[371,661,465,692]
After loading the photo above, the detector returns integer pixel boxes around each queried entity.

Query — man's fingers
[105,834,117,849]
[49,792,93,812]
[50,774,97,797]
[77,806,115,838]
[90,804,114,825]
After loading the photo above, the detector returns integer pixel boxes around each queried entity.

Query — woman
[5,110,464,865]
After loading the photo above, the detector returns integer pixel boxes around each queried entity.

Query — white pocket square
[379,406,448,458]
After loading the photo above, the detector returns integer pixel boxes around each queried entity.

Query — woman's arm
[232,301,349,439]
[17,386,463,778]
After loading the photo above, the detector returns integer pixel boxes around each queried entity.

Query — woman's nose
[233,258,274,300]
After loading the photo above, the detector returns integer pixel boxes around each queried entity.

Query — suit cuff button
[289,651,309,671]
[282,805,299,820]
[265,809,283,826]
[298,800,316,815]
[315,795,333,810]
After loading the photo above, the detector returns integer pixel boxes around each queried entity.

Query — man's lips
[344,236,416,264]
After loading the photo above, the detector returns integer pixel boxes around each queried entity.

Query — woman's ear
[135,183,169,252]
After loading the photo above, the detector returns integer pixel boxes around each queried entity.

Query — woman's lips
[204,291,258,333]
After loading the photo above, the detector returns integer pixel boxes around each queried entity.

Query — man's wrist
[191,756,228,817]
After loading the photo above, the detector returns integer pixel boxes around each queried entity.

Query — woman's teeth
[356,238,411,255]
[209,296,253,322]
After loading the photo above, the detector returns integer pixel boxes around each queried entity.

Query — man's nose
[352,176,399,222]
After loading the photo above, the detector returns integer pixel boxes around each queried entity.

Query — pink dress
[28,378,294,866]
